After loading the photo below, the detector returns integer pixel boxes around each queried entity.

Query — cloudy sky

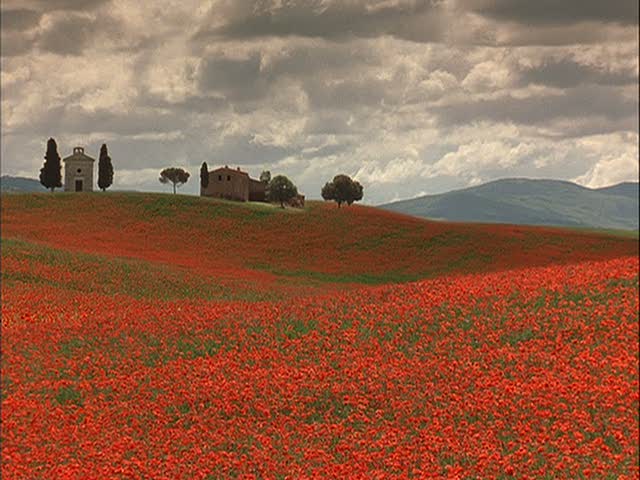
[1,0,638,203]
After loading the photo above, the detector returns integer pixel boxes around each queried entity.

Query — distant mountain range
[381,178,639,231]
[1,176,47,193]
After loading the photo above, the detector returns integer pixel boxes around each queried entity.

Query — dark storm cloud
[433,85,638,134]
[194,0,445,44]
[0,9,42,30]
[519,59,638,88]
[468,0,639,26]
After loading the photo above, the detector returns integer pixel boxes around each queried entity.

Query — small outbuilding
[63,147,95,192]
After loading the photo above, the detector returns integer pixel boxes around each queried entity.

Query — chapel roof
[63,147,95,162]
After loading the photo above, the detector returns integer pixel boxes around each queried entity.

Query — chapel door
[75,180,83,192]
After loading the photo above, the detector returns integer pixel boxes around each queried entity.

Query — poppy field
[1,193,639,478]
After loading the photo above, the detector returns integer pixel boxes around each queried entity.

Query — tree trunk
[173,183,176,194]
[50,187,54,192]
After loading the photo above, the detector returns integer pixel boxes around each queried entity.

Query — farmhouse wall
[249,179,266,202]
[203,166,250,201]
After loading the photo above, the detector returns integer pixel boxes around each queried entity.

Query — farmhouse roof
[209,166,249,176]
[63,147,95,162]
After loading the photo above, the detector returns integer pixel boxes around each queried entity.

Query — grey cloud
[300,143,351,159]
[1,8,42,30]
[199,54,262,90]
[303,112,359,135]
[0,8,40,57]
[304,76,395,110]
[198,53,273,103]
[1,31,37,56]
[265,41,380,78]
[31,0,110,12]
[468,0,639,26]
[194,0,445,44]
[210,135,296,165]
[142,92,229,115]
[433,85,638,136]
[519,59,638,88]
[8,104,182,137]
[36,14,97,55]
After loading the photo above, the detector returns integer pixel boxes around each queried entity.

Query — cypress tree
[200,162,209,190]
[39,138,62,192]
[97,144,114,191]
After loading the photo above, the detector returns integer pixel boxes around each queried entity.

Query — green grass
[565,226,639,239]
[253,266,424,285]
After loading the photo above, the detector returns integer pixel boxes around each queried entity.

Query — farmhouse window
[218,175,222,181]
[227,175,231,181]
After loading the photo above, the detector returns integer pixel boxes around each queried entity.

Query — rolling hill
[380,178,639,231]
[1,192,637,296]
[0,175,47,193]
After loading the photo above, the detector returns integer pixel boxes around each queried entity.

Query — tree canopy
[268,175,298,208]
[159,167,190,194]
[260,170,271,184]
[97,143,114,191]
[39,138,62,192]
[321,174,364,207]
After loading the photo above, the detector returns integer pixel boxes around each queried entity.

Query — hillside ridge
[2,192,637,294]
[381,178,639,230]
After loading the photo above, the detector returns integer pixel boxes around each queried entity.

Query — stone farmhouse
[201,165,305,207]
[201,165,266,202]
[63,147,94,192]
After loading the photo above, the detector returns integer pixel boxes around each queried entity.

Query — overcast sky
[1,0,638,203]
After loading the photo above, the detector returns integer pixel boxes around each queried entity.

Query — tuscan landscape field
[1,193,638,479]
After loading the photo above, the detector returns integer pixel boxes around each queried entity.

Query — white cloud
[573,133,639,188]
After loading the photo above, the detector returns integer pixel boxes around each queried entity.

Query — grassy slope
[381,178,639,230]
[1,192,637,297]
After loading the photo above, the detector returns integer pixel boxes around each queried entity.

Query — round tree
[347,180,363,205]
[321,174,364,207]
[97,143,114,191]
[268,175,298,208]
[321,181,336,202]
[39,138,62,192]
[159,167,190,194]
